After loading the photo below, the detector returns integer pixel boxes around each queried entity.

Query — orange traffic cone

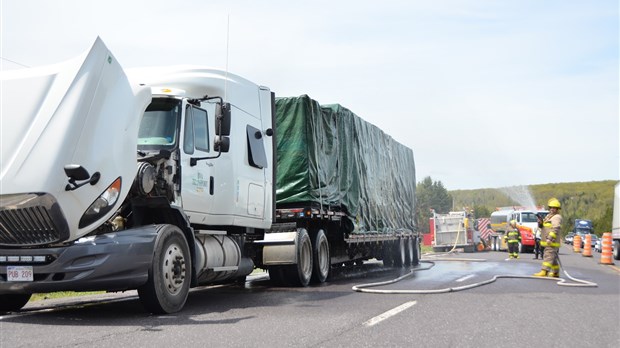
[573,234,582,253]
[600,232,614,265]
[582,234,592,257]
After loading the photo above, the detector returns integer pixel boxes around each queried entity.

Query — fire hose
[352,252,597,294]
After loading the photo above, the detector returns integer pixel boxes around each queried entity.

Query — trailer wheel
[311,229,330,283]
[0,293,31,313]
[138,224,191,314]
[413,237,421,266]
[394,238,406,267]
[284,228,313,286]
[404,237,415,267]
[381,242,394,267]
[613,240,620,260]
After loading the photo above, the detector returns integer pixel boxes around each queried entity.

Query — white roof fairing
[126,67,265,118]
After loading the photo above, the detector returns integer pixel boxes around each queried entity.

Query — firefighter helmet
[547,198,561,209]
[509,220,517,227]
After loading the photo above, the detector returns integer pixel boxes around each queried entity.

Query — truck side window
[246,125,268,169]
[193,107,210,152]
[183,105,194,154]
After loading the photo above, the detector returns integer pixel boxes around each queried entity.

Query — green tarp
[275,95,416,234]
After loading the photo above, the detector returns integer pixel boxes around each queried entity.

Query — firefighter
[504,220,522,259]
[534,198,563,277]
[533,214,543,259]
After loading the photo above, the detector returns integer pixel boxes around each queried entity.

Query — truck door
[180,103,214,220]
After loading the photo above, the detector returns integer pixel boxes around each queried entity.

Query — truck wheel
[311,229,330,283]
[518,242,524,254]
[0,293,31,312]
[382,242,395,267]
[613,240,620,260]
[394,238,406,267]
[404,237,414,266]
[138,224,191,314]
[411,237,420,266]
[284,228,313,286]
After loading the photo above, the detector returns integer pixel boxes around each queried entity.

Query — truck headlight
[79,177,122,228]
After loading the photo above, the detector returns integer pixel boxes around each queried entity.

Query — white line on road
[363,301,417,327]
[455,274,475,282]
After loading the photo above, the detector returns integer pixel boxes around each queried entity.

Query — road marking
[363,301,417,327]
[455,274,475,282]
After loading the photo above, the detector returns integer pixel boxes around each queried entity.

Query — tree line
[415,177,617,237]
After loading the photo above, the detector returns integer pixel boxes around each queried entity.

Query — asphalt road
[1,244,618,348]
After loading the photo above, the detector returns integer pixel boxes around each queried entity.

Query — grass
[30,291,105,302]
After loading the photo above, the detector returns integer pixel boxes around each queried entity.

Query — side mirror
[64,164,90,181]
[217,102,231,136]
[214,136,230,153]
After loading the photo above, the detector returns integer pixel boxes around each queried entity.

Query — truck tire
[0,293,31,313]
[411,237,421,266]
[382,242,395,267]
[405,237,415,267]
[138,224,191,314]
[613,240,620,260]
[311,229,330,283]
[284,228,313,286]
[394,238,406,267]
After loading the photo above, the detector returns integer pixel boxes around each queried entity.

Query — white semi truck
[0,38,419,313]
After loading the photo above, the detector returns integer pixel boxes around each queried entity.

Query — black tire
[138,224,191,314]
[613,240,620,260]
[0,293,32,313]
[404,237,415,266]
[382,242,395,267]
[394,238,406,267]
[518,242,524,254]
[311,229,330,283]
[284,228,313,286]
[411,237,420,266]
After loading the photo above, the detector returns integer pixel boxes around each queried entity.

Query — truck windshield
[138,98,182,150]
[521,212,538,223]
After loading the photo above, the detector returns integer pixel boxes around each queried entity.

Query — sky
[1,0,618,190]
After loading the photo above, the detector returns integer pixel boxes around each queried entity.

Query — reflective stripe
[551,265,560,270]
[548,242,560,247]
[507,240,520,243]
[549,232,557,239]
[543,222,552,227]
[542,262,553,267]
[540,241,548,247]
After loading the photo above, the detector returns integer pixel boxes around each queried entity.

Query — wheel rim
[318,236,329,275]
[162,242,186,295]
[301,238,312,278]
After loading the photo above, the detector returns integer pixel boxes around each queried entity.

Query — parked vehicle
[580,233,598,249]
[0,38,419,314]
[565,232,575,244]
[595,239,602,252]
[430,211,479,252]
[489,208,546,252]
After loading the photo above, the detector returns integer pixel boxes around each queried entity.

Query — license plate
[7,266,33,282]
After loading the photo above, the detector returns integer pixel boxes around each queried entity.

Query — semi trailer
[0,38,419,313]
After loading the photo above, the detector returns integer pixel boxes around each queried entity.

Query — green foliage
[415,176,452,233]
[450,180,618,236]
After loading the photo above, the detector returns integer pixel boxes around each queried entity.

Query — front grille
[0,193,69,246]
